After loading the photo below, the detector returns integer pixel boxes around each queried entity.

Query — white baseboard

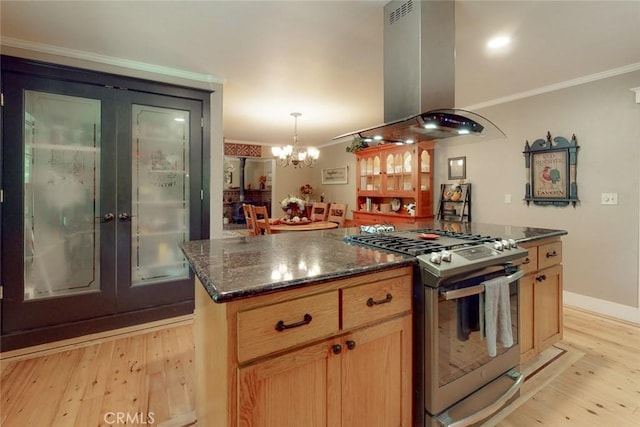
[563,291,640,325]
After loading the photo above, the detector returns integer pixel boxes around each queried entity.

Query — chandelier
[271,112,319,168]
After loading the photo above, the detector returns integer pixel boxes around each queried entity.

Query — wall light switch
[601,193,618,205]
[504,194,512,204]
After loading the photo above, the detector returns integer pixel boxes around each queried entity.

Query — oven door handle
[439,269,524,301]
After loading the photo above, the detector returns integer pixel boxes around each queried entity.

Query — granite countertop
[180,220,567,303]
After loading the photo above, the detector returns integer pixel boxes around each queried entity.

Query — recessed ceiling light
[487,36,510,50]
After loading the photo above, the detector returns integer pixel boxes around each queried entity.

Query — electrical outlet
[601,193,618,205]
[504,194,512,204]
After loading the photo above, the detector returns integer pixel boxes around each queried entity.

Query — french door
[1,70,204,334]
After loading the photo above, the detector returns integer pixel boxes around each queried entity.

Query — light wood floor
[1,306,638,426]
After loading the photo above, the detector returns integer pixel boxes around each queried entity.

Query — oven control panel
[418,242,528,278]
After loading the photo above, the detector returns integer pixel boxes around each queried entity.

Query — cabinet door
[1,69,205,334]
[535,264,563,350]
[341,315,412,427]
[1,72,118,332]
[115,92,203,311]
[238,339,341,427]
[518,274,536,362]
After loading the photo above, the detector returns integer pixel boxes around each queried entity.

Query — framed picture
[321,166,348,184]
[447,156,466,180]
[524,131,579,206]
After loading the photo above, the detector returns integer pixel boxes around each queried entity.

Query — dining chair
[327,203,347,228]
[242,204,259,236]
[311,202,329,221]
[252,205,272,235]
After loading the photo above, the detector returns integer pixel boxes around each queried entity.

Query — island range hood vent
[334,0,505,144]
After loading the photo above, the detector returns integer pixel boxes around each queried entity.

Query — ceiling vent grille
[389,0,413,25]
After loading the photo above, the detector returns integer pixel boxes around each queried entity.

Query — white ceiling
[2,1,640,147]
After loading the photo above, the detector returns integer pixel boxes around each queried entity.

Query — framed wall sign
[524,131,579,206]
[447,156,466,180]
[321,166,348,184]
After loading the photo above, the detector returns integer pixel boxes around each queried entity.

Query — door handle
[97,213,115,223]
[118,212,131,221]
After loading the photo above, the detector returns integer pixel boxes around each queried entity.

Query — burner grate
[344,228,499,257]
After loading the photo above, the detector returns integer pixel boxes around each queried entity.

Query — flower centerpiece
[280,195,307,219]
[300,184,313,202]
[259,175,267,189]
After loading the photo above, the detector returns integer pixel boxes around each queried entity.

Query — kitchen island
[180,221,566,427]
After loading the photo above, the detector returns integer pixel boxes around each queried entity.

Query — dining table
[267,219,339,234]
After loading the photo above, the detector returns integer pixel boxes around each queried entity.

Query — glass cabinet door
[131,104,190,285]
[115,91,203,312]
[2,74,117,333]
[2,72,204,334]
[23,91,102,300]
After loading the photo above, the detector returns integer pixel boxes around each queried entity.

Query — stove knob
[441,251,452,262]
[501,240,510,250]
[430,253,442,264]
[493,241,504,251]
[508,239,517,248]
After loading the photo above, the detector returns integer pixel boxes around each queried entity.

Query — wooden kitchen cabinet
[353,141,435,227]
[518,238,563,363]
[196,266,413,427]
[238,315,411,427]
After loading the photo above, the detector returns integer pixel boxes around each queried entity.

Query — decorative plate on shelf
[391,198,401,212]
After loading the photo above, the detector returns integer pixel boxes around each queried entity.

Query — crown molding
[463,62,640,111]
[1,37,225,85]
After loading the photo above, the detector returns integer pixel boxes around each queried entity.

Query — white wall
[438,71,640,322]
[313,143,358,218]
[313,71,640,323]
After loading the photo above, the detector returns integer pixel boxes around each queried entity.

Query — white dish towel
[483,276,513,357]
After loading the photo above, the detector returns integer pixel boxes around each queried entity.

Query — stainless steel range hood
[335,0,504,144]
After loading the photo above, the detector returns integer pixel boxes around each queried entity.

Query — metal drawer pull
[367,293,393,307]
[535,274,547,282]
[546,250,558,258]
[521,257,531,264]
[275,313,312,331]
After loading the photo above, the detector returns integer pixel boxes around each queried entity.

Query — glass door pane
[131,104,190,286]
[23,91,101,300]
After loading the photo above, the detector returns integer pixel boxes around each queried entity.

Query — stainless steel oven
[344,229,528,427]
[417,265,524,426]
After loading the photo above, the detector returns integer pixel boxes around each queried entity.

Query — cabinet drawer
[519,247,538,274]
[342,275,411,330]
[538,241,562,270]
[237,291,339,362]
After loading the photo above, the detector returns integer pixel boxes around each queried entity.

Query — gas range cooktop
[345,228,498,257]
[345,228,528,280]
